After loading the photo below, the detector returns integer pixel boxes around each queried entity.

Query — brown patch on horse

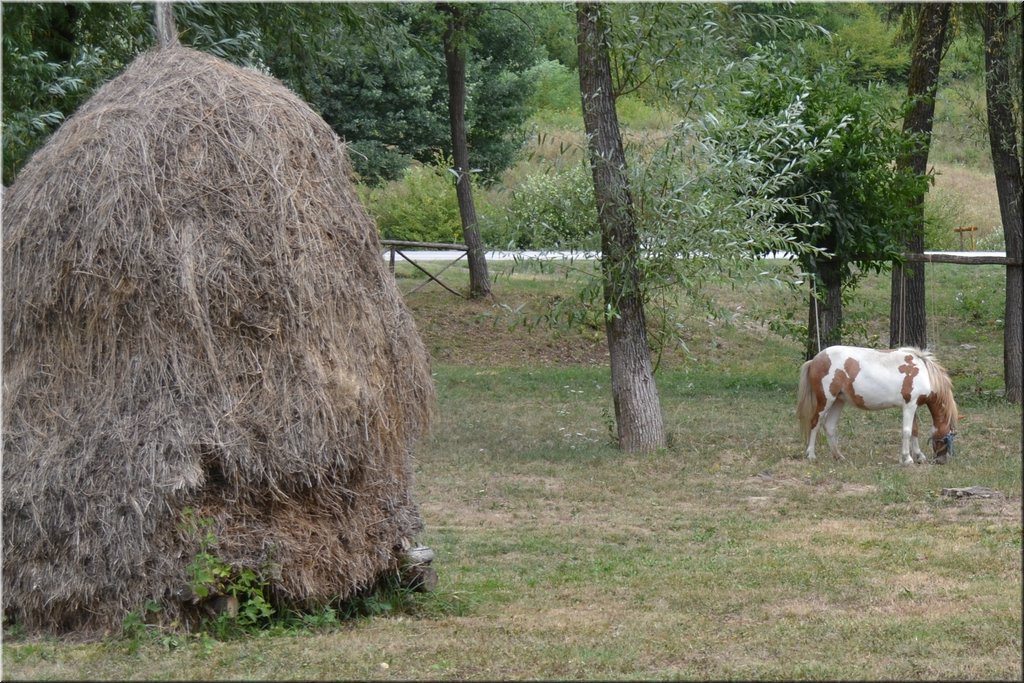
[898,354,919,403]
[806,354,832,429]
[829,357,867,408]
[843,357,868,408]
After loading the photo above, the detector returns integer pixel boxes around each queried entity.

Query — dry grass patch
[931,162,1002,242]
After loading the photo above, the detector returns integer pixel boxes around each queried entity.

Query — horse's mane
[902,347,958,428]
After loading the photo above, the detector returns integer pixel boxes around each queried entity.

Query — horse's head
[931,430,955,464]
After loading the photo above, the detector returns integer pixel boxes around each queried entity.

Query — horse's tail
[797,358,818,445]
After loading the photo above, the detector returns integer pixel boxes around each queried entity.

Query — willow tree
[576,2,664,452]
[567,3,837,449]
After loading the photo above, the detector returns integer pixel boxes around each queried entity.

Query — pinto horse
[797,346,958,465]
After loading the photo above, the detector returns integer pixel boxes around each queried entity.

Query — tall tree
[439,2,491,299]
[982,2,1023,403]
[576,2,665,452]
[889,3,951,349]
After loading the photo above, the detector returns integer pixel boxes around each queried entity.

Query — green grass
[5,259,1020,681]
[5,53,1016,676]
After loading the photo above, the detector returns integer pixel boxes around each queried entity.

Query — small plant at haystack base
[117,600,190,654]
[178,508,276,638]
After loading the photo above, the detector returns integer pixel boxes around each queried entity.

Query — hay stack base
[2,46,433,636]
[400,546,439,593]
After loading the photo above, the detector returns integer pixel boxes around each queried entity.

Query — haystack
[2,45,434,636]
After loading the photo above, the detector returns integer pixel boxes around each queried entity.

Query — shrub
[923,186,966,250]
[487,163,597,250]
[348,140,412,187]
[361,156,463,244]
[525,59,579,115]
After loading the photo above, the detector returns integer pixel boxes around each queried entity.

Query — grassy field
[4,259,1021,681]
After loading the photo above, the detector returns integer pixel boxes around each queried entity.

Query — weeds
[178,508,277,638]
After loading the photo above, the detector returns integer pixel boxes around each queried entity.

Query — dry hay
[2,45,433,636]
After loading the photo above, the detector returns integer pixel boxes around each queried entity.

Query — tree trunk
[982,3,1023,403]
[576,2,665,452]
[889,3,950,349]
[440,3,491,299]
[806,261,843,360]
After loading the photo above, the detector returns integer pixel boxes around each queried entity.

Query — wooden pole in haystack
[154,2,179,49]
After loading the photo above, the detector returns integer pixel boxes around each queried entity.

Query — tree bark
[982,3,1023,403]
[440,3,491,299]
[577,3,665,452]
[806,260,843,360]
[889,3,950,349]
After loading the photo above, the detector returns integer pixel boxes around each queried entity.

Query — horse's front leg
[910,414,927,464]
[899,404,920,465]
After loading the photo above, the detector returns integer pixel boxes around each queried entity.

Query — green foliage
[285,3,541,185]
[735,51,928,283]
[289,10,448,186]
[460,5,547,182]
[488,162,597,250]
[1,3,152,183]
[615,95,676,130]
[180,510,228,600]
[524,59,579,120]
[799,3,909,85]
[347,140,413,186]
[2,46,86,184]
[361,156,464,244]
[924,187,967,250]
[517,3,577,69]
[118,600,190,655]
[178,508,276,638]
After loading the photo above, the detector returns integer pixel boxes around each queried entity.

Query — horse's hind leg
[822,399,846,461]
[805,398,833,460]
[806,418,821,460]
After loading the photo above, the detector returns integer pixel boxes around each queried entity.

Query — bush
[923,186,966,250]
[361,157,463,244]
[485,163,597,250]
[525,59,579,114]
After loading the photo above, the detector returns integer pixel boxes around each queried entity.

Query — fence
[381,239,469,298]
